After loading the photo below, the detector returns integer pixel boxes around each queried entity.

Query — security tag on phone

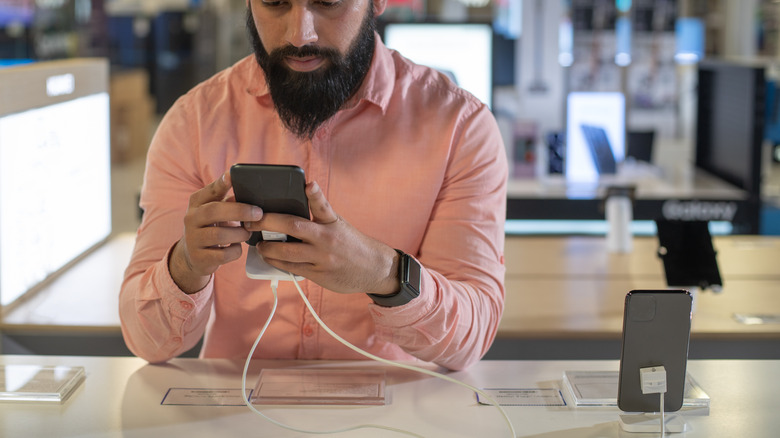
[261,231,288,242]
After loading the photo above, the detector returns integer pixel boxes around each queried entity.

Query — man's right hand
[169,170,264,293]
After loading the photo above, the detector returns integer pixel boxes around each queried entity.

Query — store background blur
[1,0,779,236]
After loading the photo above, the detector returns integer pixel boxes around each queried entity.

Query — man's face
[246,0,376,139]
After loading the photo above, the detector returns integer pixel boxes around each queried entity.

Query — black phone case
[617,289,692,413]
[230,164,309,245]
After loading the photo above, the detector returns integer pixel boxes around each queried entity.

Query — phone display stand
[619,413,689,433]
[246,248,303,281]
[604,185,636,254]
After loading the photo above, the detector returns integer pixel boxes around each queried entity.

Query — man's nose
[285,6,318,47]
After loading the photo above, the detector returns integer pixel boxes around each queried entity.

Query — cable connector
[640,366,667,395]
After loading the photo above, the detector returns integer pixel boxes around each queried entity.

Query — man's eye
[317,1,340,7]
[263,1,284,6]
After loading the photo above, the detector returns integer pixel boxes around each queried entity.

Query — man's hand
[246,182,401,296]
[169,170,263,293]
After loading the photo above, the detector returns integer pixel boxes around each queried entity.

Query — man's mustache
[269,44,340,62]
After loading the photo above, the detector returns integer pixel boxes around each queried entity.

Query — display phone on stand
[230,164,309,280]
[655,219,722,291]
[617,290,692,432]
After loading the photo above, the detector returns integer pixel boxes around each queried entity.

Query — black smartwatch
[368,250,421,307]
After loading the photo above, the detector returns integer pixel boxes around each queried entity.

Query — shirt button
[180,301,193,310]
[303,326,314,337]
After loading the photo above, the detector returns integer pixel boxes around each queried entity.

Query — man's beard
[246,7,376,140]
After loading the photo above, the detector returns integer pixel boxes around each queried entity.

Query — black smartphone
[580,124,617,174]
[617,289,692,413]
[229,164,309,245]
[655,219,722,290]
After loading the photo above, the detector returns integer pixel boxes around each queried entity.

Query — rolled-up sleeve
[119,102,214,363]
[369,106,507,371]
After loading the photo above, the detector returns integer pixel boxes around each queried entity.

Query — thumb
[306,181,339,224]
[190,170,232,207]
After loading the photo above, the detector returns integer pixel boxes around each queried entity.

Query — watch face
[404,255,421,295]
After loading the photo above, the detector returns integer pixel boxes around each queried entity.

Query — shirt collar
[353,34,394,114]
[244,55,269,98]
[243,33,394,115]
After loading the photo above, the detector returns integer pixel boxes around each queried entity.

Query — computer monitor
[626,130,655,163]
[0,58,112,308]
[695,60,765,197]
[383,22,493,108]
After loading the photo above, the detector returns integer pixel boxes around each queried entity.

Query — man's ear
[372,0,387,16]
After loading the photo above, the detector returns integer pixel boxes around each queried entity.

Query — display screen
[566,92,626,183]
[695,61,764,196]
[384,23,493,108]
[0,90,111,306]
[0,1,34,27]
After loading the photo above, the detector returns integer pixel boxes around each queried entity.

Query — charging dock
[246,248,302,281]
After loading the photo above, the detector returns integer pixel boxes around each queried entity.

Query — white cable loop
[241,275,517,437]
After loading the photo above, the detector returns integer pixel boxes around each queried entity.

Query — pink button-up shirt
[119,37,507,371]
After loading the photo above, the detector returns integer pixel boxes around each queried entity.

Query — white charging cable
[660,392,665,437]
[241,276,517,437]
[640,366,667,437]
[241,279,420,437]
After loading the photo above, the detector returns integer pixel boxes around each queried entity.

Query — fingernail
[251,206,263,219]
[310,182,320,194]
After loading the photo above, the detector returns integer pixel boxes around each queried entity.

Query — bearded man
[119,0,507,371]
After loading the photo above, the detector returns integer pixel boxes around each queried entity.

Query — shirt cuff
[158,244,214,316]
